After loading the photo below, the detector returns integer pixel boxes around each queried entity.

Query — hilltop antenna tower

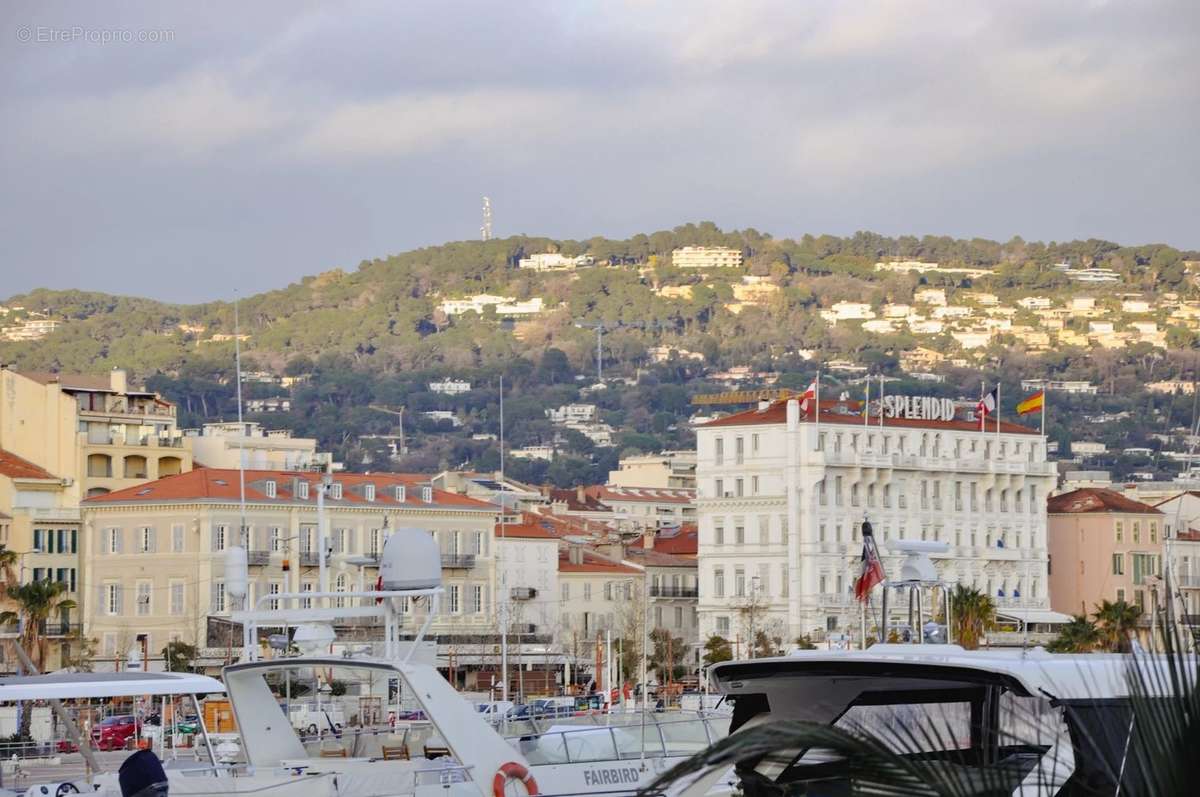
[481,196,493,241]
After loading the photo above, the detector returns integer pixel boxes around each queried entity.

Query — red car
[92,715,137,751]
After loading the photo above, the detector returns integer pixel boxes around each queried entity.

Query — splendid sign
[880,395,957,421]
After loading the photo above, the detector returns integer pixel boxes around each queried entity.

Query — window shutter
[212,527,221,552]
[211,582,220,612]
[114,529,123,554]
[115,585,124,615]
[99,530,108,556]
[149,528,158,553]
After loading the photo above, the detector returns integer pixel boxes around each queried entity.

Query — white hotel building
[695,396,1057,644]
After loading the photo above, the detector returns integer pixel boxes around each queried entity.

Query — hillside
[4,223,1200,485]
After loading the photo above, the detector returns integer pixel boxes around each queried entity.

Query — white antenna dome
[225,545,248,601]
[380,527,441,590]
[293,623,335,655]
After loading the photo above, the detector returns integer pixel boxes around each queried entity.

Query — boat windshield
[507,713,728,765]
[734,679,1064,795]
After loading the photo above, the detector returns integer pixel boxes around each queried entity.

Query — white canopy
[0,671,224,701]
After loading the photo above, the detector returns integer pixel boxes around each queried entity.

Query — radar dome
[225,546,248,601]
[380,527,441,590]
[293,623,336,655]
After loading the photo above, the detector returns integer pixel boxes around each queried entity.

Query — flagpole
[996,382,1001,441]
[879,374,885,429]
[863,374,870,428]
[815,369,821,435]
[1041,388,1047,436]
[980,380,985,432]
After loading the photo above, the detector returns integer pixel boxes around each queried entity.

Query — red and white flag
[854,521,886,602]
[799,376,819,413]
[976,385,998,430]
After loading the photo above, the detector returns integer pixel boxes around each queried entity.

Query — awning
[995,608,1074,625]
[0,671,224,701]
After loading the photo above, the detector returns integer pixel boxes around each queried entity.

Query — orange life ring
[493,761,539,796]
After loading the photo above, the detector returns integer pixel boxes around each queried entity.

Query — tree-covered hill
[3,222,1196,379]
[5,223,1200,485]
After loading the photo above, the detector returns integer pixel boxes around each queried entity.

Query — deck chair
[381,744,409,760]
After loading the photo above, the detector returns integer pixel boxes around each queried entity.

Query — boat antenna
[234,293,248,554]
[498,373,508,703]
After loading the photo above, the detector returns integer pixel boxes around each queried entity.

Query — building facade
[608,451,697,489]
[185,422,332,471]
[695,397,1056,644]
[81,469,499,670]
[671,246,743,270]
[1047,489,1164,618]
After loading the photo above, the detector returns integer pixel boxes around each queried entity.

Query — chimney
[643,528,655,550]
[568,544,584,565]
[110,368,128,395]
[576,485,586,504]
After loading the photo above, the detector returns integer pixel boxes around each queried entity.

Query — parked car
[529,697,575,718]
[92,715,137,751]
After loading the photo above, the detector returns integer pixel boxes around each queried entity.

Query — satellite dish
[379,527,441,590]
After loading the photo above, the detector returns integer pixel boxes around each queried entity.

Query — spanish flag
[1016,390,1044,416]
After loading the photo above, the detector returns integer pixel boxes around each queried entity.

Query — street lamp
[748,575,762,659]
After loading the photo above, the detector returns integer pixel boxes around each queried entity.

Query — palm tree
[1046,614,1101,653]
[0,580,76,738]
[949,585,996,650]
[0,581,77,673]
[0,546,17,587]
[1092,599,1140,652]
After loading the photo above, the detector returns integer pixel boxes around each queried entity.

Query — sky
[2,0,1198,302]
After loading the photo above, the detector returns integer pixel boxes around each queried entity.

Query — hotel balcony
[247,550,271,566]
[650,585,699,598]
[441,554,476,569]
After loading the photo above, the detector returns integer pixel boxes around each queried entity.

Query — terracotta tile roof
[546,488,610,512]
[496,513,560,540]
[83,468,498,510]
[629,523,698,556]
[0,449,57,480]
[700,398,1039,435]
[624,547,695,568]
[1047,488,1162,515]
[585,485,695,505]
[558,548,641,575]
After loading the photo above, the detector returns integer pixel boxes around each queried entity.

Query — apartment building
[0,450,80,671]
[607,450,697,489]
[694,396,1056,643]
[1149,492,1200,618]
[671,246,743,270]
[583,485,696,530]
[558,545,643,647]
[8,369,192,498]
[0,367,189,658]
[80,469,499,670]
[626,526,699,660]
[185,422,332,471]
[1047,489,1163,617]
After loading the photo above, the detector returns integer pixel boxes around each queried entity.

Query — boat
[663,643,1195,796]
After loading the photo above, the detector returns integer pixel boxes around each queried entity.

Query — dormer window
[264,480,277,498]
[422,486,433,503]
[297,481,309,500]
[364,484,375,502]
[395,485,406,502]
[330,483,343,500]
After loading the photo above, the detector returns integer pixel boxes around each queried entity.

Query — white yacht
[0,526,726,796]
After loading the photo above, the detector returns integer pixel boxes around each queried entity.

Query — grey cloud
[1,0,1197,301]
